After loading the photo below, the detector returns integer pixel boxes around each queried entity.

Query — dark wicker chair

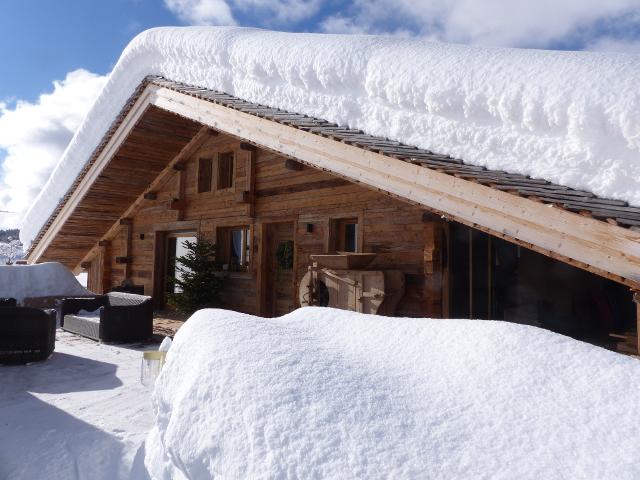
[111,285,145,295]
[60,292,153,342]
[0,298,17,307]
[0,307,56,364]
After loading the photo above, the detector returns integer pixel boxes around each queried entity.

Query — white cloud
[164,0,236,26]
[0,69,107,229]
[320,0,640,48]
[165,0,320,26]
[235,0,321,23]
[585,37,640,54]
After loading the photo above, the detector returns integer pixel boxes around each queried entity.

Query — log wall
[89,131,445,317]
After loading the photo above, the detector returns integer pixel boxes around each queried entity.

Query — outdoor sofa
[0,306,56,364]
[0,297,17,307]
[61,291,153,342]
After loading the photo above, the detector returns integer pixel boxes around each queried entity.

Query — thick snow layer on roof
[0,262,90,303]
[145,307,640,479]
[21,27,640,247]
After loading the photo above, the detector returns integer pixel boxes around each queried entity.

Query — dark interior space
[449,223,636,350]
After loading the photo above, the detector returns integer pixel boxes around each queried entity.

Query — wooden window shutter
[235,150,254,195]
[197,157,213,193]
[217,152,234,190]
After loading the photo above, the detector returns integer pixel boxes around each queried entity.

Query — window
[332,218,359,253]
[217,226,251,270]
[197,157,213,193]
[217,152,234,190]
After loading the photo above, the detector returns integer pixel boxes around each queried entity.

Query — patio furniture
[111,285,145,295]
[0,298,17,307]
[61,292,153,342]
[0,307,56,364]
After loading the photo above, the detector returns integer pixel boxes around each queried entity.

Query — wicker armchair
[61,292,153,342]
[0,307,56,364]
[0,298,17,307]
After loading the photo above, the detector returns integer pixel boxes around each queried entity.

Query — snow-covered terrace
[4,308,640,479]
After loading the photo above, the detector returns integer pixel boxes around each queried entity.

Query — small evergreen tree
[167,235,224,314]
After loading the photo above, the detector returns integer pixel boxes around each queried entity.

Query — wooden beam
[115,256,132,264]
[94,126,211,247]
[26,86,158,264]
[143,192,157,200]
[239,142,257,151]
[172,163,186,171]
[122,221,133,279]
[119,218,133,225]
[151,86,640,288]
[80,261,91,269]
[98,240,111,247]
[168,198,188,210]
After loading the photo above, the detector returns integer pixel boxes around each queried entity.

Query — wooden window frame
[217,225,251,271]
[216,151,234,191]
[197,157,213,193]
[329,217,361,253]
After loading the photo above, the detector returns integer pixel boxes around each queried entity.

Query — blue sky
[2,0,640,229]
[0,1,175,104]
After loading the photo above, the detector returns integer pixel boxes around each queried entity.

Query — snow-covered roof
[146,307,640,478]
[21,27,640,247]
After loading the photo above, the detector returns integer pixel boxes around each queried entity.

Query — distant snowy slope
[21,27,640,247]
[145,308,640,479]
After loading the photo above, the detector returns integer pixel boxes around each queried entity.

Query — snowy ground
[3,309,640,479]
[0,331,154,480]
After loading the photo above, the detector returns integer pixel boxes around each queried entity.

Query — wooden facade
[25,79,640,353]
[82,129,446,317]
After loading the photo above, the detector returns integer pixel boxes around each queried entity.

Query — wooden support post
[98,240,111,294]
[120,221,133,280]
[174,168,187,221]
[423,221,444,317]
[236,150,256,217]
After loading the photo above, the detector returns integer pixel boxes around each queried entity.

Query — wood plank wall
[90,132,444,318]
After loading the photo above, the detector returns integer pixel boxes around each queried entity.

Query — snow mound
[21,27,640,247]
[145,307,640,479]
[0,261,91,303]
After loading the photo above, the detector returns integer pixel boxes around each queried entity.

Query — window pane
[344,223,357,252]
[231,229,243,265]
[245,228,251,265]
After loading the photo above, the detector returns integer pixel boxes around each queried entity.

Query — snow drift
[145,307,640,479]
[21,27,640,247]
[0,262,90,303]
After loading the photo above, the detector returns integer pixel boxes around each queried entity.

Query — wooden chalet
[26,76,640,354]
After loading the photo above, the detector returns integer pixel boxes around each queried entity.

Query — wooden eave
[32,104,201,266]
[27,77,640,288]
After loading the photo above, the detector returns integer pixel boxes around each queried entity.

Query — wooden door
[264,222,295,317]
